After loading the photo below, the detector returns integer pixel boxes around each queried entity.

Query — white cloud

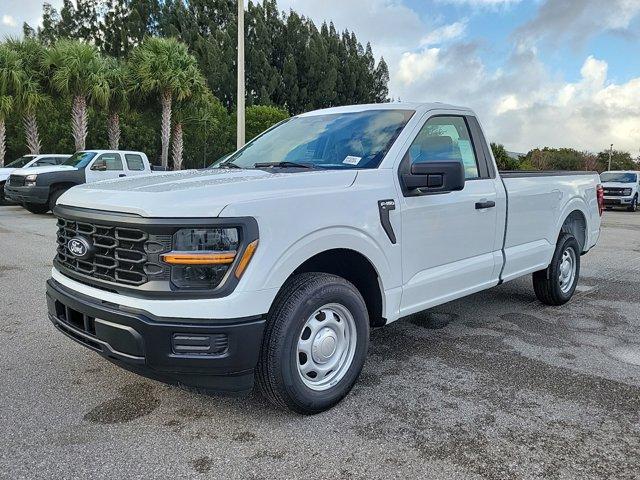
[2,15,17,28]
[421,21,467,46]
[397,48,440,85]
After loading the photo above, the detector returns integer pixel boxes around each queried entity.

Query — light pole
[608,143,613,171]
[237,0,246,150]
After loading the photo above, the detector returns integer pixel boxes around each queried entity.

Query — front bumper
[4,184,49,204]
[46,279,266,393]
[604,196,633,206]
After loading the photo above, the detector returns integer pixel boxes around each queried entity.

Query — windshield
[63,151,97,168]
[222,109,415,170]
[600,172,638,183]
[6,156,36,168]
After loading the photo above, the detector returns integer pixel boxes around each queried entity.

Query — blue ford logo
[67,237,92,259]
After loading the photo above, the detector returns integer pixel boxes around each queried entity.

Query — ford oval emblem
[67,237,92,259]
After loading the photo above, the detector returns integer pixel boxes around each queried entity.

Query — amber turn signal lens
[161,251,236,265]
[235,240,258,279]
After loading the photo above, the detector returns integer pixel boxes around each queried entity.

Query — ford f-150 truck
[0,154,71,203]
[4,150,151,214]
[46,103,603,414]
[600,170,639,212]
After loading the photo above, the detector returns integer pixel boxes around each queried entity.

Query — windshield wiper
[254,161,313,169]
[218,161,242,169]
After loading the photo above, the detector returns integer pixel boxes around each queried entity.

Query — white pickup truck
[600,170,639,212]
[46,103,603,414]
[4,150,152,214]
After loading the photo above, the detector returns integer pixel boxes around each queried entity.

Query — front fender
[261,226,395,293]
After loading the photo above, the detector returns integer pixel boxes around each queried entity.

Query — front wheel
[533,234,581,306]
[627,195,638,212]
[256,273,370,414]
[23,202,49,214]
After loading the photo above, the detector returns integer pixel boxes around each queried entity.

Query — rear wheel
[627,195,637,212]
[256,272,370,414]
[23,202,49,214]
[533,234,581,306]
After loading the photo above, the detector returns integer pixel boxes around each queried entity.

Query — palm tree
[0,45,22,166]
[6,38,47,156]
[46,40,109,151]
[104,57,130,150]
[171,87,212,170]
[130,38,204,169]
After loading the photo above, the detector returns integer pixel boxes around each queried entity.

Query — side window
[92,153,123,171]
[407,116,479,179]
[125,154,145,171]
[34,157,58,166]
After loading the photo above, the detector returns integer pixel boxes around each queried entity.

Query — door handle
[119,174,126,178]
[475,200,496,210]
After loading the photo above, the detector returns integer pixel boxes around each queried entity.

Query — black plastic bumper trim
[46,278,266,393]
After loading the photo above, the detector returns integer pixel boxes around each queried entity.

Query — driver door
[86,153,126,182]
[399,114,499,316]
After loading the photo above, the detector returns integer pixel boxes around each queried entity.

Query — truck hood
[59,168,358,217]
[0,167,17,181]
[602,182,635,189]
[11,165,77,176]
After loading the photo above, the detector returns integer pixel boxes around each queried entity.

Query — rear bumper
[46,278,266,394]
[4,184,49,204]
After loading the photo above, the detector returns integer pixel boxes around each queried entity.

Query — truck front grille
[56,218,172,287]
[603,188,627,196]
[8,175,25,186]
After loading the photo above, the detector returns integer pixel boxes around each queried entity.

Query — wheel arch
[558,209,587,253]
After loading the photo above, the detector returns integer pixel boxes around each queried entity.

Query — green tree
[491,143,520,170]
[597,149,637,172]
[130,37,204,168]
[0,46,23,165]
[46,40,109,151]
[244,105,289,141]
[7,38,50,154]
[104,57,130,149]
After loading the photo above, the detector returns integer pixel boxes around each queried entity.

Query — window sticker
[343,156,362,166]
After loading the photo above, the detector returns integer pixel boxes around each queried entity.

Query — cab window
[34,157,61,166]
[125,154,145,171]
[407,116,479,179]
[92,153,123,171]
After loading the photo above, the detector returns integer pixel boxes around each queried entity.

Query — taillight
[597,184,604,216]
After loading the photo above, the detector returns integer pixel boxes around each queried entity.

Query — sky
[2,0,640,154]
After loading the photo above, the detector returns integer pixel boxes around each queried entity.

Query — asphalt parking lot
[1,205,639,480]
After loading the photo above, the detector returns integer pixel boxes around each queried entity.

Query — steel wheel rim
[559,247,577,294]
[296,303,357,391]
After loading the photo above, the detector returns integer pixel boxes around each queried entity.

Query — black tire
[627,195,637,212]
[256,272,370,414]
[49,188,67,213]
[533,233,581,306]
[23,202,49,214]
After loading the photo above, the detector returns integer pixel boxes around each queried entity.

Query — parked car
[4,150,152,214]
[600,170,640,212]
[46,103,603,414]
[0,154,71,204]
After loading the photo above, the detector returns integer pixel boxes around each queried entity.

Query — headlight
[161,228,257,290]
[25,174,37,186]
[624,188,632,196]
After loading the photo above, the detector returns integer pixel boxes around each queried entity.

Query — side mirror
[91,162,107,171]
[402,161,465,194]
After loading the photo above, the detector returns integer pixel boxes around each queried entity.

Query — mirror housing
[402,161,465,194]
